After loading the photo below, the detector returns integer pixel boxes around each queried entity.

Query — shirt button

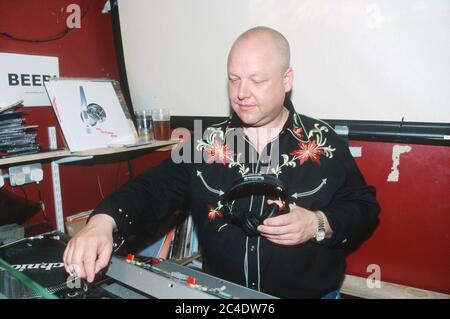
[250,245,255,252]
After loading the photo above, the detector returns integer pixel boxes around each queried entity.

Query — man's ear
[283,67,294,93]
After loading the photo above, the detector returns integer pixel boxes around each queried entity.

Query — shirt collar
[226,97,309,143]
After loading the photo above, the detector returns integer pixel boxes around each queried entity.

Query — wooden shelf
[0,139,179,166]
[341,274,450,299]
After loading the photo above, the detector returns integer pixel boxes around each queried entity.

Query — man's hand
[63,214,116,283]
[257,200,331,246]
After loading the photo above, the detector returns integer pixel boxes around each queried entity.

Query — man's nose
[237,80,250,100]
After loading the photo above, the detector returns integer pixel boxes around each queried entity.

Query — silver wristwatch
[314,211,326,242]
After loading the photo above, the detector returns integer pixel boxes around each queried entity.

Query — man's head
[227,26,293,128]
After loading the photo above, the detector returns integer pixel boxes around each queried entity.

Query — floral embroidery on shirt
[272,123,336,177]
[293,127,304,139]
[197,117,336,223]
[207,202,230,231]
[306,123,336,158]
[196,127,248,224]
[207,204,223,221]
[203,140,235,164]
[290,139,324,165]
[197,127,249,176]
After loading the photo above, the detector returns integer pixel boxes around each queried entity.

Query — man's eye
[252,79,266,84]
[229,78,239,83]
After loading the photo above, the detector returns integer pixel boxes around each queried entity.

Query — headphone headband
[220,173,289,236]
[222,173,288,204]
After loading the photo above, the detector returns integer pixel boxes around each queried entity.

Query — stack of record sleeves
[0,101,40,158]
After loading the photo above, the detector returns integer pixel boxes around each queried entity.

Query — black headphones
[221,174,290,237]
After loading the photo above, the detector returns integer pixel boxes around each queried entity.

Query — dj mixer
[0,231,275,299]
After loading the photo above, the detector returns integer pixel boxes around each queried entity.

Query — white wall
[119,0,450,122]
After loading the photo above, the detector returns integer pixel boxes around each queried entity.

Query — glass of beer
[152,108,171,140]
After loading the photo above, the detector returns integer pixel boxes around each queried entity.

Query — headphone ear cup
[242,203,281,237]
[242,211,261,237]
[263,203,280,219]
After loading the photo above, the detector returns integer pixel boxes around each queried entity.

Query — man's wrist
[317,210,333,239]
[313,210,326,242]
[89,213,117,232]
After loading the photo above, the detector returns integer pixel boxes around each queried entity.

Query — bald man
[64,27,379,298]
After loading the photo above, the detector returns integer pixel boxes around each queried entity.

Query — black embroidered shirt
[93,104,380,298]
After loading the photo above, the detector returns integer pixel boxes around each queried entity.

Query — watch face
[316,230,326,242]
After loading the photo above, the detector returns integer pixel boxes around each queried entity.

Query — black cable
[36,182,49,221]
[0,0,91,43]
[19,186,28,201]
[0,28,71,43]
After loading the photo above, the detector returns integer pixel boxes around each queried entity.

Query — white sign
[0,53,59,107]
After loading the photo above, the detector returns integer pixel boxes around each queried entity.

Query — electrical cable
[19,185,28,201]
[36,182,49,221]
[0,0,91,43]
[97,175,105,199]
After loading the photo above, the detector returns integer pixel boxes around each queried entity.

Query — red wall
[347,140,450,293]
[0,0,164,228]
[1,1,449,294]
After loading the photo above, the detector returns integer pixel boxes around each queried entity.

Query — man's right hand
[63,214,116,283]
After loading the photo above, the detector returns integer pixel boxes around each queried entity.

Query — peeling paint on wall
[387,145,412,182]
[349,146,362,158]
